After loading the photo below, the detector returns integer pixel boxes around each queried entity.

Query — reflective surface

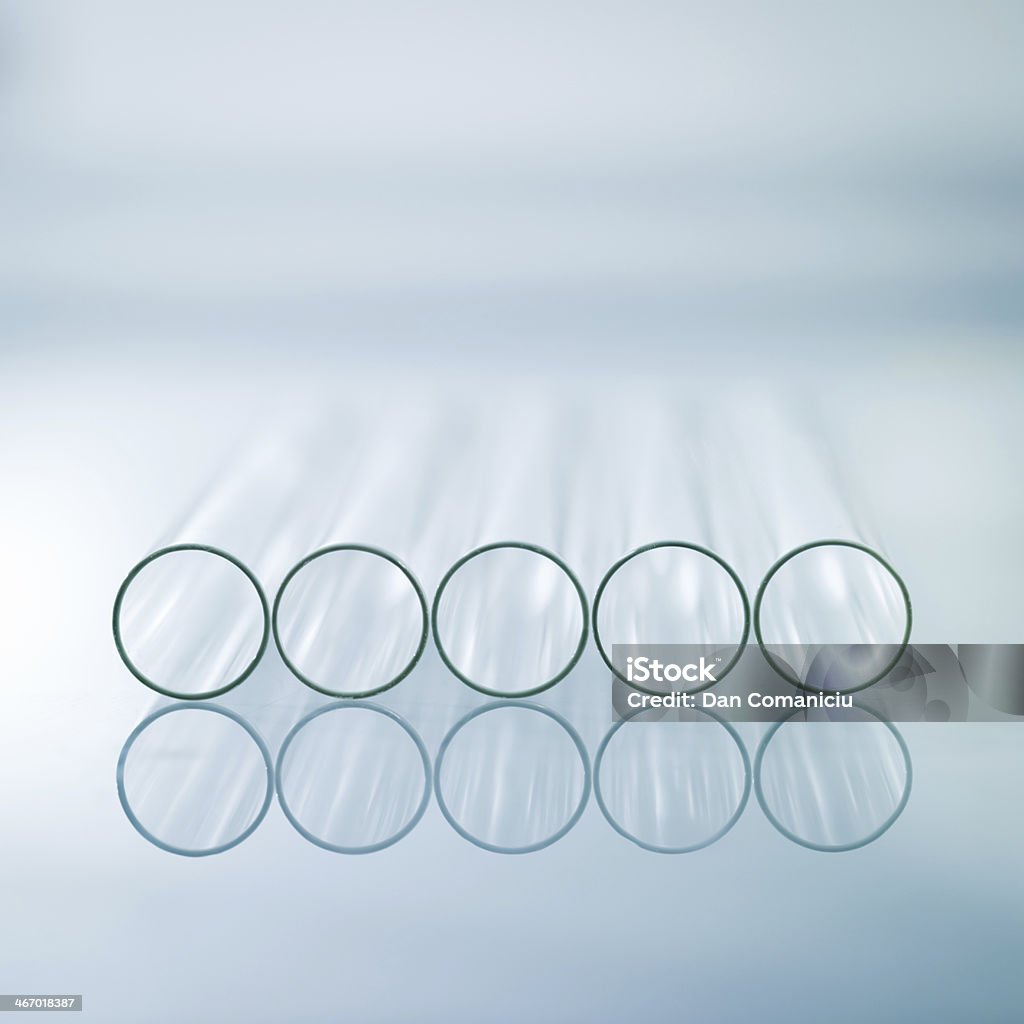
[276,702,430,853]
[117,703,273,856]
[4,1,1024,1019]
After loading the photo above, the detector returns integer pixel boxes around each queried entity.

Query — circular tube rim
[753,703,913,853]
[592,541,751,695]
[113,543,271,700]
[275,701,431,855]
[273,544,429,699]
[116,702,274,857]
[433,700,591,854]
[593,708,751,854]
[753,539,913,694]
[431,541,589,698]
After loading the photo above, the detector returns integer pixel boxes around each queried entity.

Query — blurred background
[1,2,1023,1021]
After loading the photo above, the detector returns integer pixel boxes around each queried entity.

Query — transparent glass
[755,708,912,851]
[595,713,750,852]
[274,547,426,697]
[435,703,589,852]
[433,545,586,696]
[117,705,272,856]
[276,704,429,853]
[115,547,267,698]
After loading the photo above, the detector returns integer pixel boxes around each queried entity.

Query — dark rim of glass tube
[592,541,751,695]
[753,539,913,694]
[431,541,589,698]
[113,543,271,700]
[273,544,429,699]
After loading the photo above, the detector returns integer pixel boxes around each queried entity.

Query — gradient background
[2,3,1024,1021]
